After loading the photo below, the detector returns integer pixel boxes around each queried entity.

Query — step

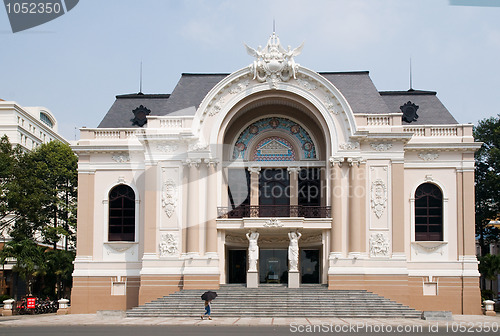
[126,286,421,318]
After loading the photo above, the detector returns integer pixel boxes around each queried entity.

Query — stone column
[248,167,261,216]
[348,158,362,255]
[76,170,95,256]
[457,170,464,257]
[205,159,218,256]
[391,162,405,254]
[329,158,343,256]
[462,169,476,256]
[185,159,201,256]
[288,167,300,216]
[144,165,158,254]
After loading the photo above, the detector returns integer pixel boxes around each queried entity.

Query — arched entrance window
[415,183,443,241]
[108,185,135,241]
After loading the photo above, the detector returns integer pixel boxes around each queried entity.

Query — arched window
[415,183,443,241]
[108,185,135,241]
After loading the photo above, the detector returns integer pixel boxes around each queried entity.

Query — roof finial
[139,61,143,94]
[409,57,414,92]
[273,18,276,34]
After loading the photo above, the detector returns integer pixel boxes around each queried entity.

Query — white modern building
[71,33,482,314]
[0,99,66,150]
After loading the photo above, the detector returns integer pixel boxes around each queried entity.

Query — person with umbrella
[201,290,217,320]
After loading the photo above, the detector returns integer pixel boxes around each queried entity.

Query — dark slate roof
[319,72,390,114]
[98,93,171,128]
[162,73,229,115]
[380,90,458,125]
[97,72,457,128]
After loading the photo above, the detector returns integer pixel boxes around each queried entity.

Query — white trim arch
[102,180,141,244]
[409,179,449,244]
[229,114,321,162]
[194,66,358,158]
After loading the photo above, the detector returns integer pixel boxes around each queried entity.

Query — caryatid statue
[288,231,302,272]
[246,231,260,272]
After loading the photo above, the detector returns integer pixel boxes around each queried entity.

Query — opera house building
[70,33,481,315]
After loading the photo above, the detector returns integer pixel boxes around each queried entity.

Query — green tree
[474,115,500,256]
[0,135,20,232]
[0,237,46,298]
[44,249,75,299]
[8,141,78,250]
[1,140,77,299]
[478,254,500,299]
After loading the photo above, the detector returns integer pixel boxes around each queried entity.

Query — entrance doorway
[259,249,288,284]
[301,249,320,283]
[227,250,246,284]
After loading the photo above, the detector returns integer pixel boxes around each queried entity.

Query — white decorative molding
[412,241,447,255]
[225,234,247,244]
[229,80,250,94]
[245,32,303,89]
[161,179,177,218]
[296,78,317,91]
[183,158,202,168]
[248,166,262,174]
[339,141,360,151]
[104,242,135,253]
[370,143,393,152]
[156,143,179,153]
[418,152,440,161]
[369,233,390,257]
[117,176,126,184]
[264,218,283,228]
[324,96,340,115]
[208,99,224,116]
[257,138,291,155]
[159,233,179,257]
[329,157,344,167]
[301,234,322,243]
[259,237,289,244]
[188,142,209,152]
[287,167,301,174]
[425,174,433,182]
[371,179,387,219]
[111,154,130,163]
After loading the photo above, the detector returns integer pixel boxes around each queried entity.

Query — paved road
[1,325,500,336]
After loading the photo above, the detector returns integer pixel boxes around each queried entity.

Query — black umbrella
[201,291,218,301]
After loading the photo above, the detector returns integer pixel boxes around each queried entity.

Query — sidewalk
[0,313,499,327]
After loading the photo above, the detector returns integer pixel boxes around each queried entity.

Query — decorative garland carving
[371,179,387,219]
[339,142,360,151]
[112,154,130,163]
[370,143,393,151]
[296,78,317,91]
[418,152,439,161]
[412,242,447,255]
[156,143,179,153]
[369,233,390,257]
[162,179,177,218]
[264,218,283,227]
[159,233,179,257]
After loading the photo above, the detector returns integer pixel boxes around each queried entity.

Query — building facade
[71,34,482,314]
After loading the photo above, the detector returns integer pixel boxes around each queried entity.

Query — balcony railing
[217,205,331,219]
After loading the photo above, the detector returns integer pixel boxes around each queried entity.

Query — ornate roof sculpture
[245,32,304,89]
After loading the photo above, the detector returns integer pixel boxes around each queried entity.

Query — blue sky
[1,0,499,140]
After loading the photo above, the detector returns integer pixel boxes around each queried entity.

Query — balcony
[217,205,331,219]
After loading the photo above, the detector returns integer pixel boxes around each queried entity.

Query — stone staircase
[127,284,422,318]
